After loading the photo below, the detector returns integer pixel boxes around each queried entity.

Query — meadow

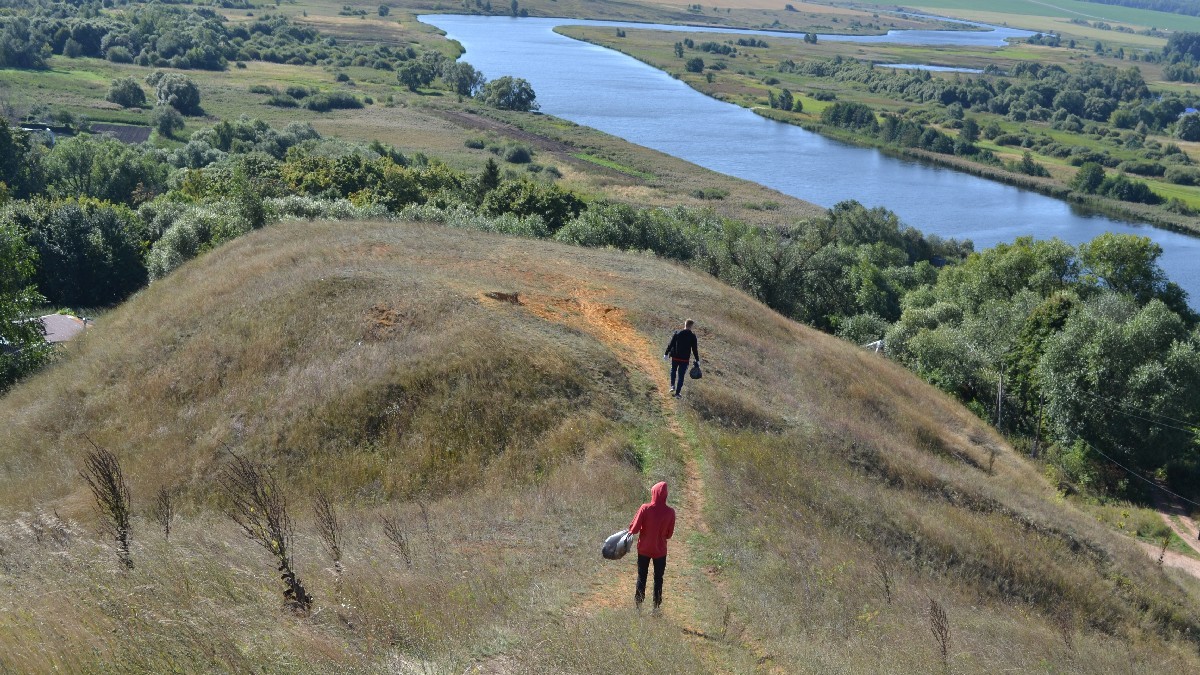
[1,221,1199,671]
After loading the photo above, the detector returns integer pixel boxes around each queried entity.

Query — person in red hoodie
[628,481,676,612]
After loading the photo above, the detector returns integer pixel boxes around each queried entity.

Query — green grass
[572,152,658,180]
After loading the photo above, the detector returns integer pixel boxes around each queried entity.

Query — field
[1,220,1200,671]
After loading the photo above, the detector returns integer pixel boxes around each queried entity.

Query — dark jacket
[665,329,699,363]
[628,481,675,558]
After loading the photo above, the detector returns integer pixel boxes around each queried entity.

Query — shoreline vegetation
[556,23,1200,235]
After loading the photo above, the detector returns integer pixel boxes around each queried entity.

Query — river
[421,15,1200,303]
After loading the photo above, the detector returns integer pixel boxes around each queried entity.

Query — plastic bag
[601,529,635,560]
[689,362,702,379]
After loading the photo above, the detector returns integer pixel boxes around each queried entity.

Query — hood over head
[650,481,668,506]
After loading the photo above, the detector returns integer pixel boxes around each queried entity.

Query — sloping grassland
[0,221,1198,672]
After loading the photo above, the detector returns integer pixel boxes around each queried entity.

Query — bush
[106,46,133,63]
[147,201,257,279]
[502,145,532,164]
[148,72,203,115]
[304,91,363,112]
[265,95,299,108]
[248,84,277,95]
[285,86,310,99]
[152,106,185,138]
[107,77,146,109]
[1166,166,1200,186]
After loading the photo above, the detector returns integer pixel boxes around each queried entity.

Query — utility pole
[995,371,1004,431]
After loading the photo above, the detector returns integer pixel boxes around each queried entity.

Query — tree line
[0,1,431,72]
[1,108,1197,502]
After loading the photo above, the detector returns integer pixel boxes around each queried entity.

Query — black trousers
[635,554,667,607]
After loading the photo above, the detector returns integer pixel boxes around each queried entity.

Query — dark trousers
[635,554,666,607]
[670,361,688,394]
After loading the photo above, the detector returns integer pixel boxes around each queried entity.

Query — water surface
[422,15,1200,303]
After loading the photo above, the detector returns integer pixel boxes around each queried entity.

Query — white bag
[601,529,635,560]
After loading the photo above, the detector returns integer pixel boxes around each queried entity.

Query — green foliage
[396,61,434,92]
[482,180,582,232]
[151,106,184,139]
[479,76,539,111]
[43,135,169,206]
[442,61,486,97]
[0,218,52,391]
[821,101,878,132]
[684,57,704,73]
[106,77,146,109]
[302,91,363,112]
[0,120,42,199]
[1176,113,1200,142]
[0,16,47,69]
[4,198,147,307]
[1071,162,1106,193]
[147,72,202,116]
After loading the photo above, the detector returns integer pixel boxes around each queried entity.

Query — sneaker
[672,392,681,398]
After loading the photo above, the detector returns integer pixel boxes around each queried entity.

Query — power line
[1081,396,1197,435]
[1078,389,1197,429]
[1069,432,1200,510]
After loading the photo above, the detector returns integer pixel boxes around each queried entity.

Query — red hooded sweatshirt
[628,481,675,559]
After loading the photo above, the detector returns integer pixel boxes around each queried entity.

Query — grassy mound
[1,221,1198,672]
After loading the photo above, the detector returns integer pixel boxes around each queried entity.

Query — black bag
[689,361,702,380]
[601,529,635,560]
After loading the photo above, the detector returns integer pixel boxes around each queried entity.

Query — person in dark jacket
[664,319,700,398]
[628,481,675,612]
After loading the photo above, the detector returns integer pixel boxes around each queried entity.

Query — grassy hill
[1,220,1200,672]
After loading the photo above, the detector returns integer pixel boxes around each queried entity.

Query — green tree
[1070,162,1105,193]
[0,120,41,199]
[1039,296,1200,490]
[148,72,202,115]
[960,118,979,144]
[378,4,389,16]
[152,106,185,139]
[685,57,704,73]
[479,76,539,111]
[5,198,148,307]
[1176,113,1200,142]
[442,61,486,97]
[43,135,168,205]
[107,77,147,109]
[674,42,684,58]
[396,61,434,91]
[0,218,52,391]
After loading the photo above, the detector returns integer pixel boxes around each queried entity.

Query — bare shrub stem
[221,452,313,613]
[381,514,412,567]
[151,486,176,541]
[313,489,344,578]
[929,597,951,667]
[80,440,133,570]
[873,556,892,605]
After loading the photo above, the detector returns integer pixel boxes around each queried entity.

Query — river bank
[560,25,1200,235]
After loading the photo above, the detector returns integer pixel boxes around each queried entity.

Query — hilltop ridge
[1,221,1199,672]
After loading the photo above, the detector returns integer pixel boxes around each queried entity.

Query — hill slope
[1,221,1199,672]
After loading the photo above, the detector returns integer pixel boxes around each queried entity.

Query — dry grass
[0,220,1198,670]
